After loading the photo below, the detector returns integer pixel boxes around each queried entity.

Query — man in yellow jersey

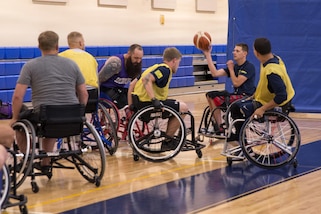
[128,47,188,150]
[59,31,98,110]
[229,37,295,141]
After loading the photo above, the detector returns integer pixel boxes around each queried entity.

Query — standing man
[203,43,256,134]
[10,31,88,170]
[99,44,143,109]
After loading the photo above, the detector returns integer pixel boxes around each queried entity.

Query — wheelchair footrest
[181,140,205,151]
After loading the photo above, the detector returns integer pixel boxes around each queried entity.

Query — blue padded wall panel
[4,62,22,75]
[182,56,193,66]
[216,54,227,64]
[5,47,20,59]
[227,0,321,112]
[186,76,195,86]
[20,47,35,59]
[34,48,41,57]
[108,47,120,56]
[0,48,5,59]
[5,76,18,89]
[86,46,98,57]
[96,58,106,71]
[0,63,5,75]
[97,47,109,57]
[0,77,6,89]
[0,91,8,101]
[184,66,194,76]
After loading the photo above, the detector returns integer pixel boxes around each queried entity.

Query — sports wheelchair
[198,95,301,169]
[1,156,28,214]
[11,103,106,193]
[86,89,118,155]
[127,104,205,162]
[98,90,134,143]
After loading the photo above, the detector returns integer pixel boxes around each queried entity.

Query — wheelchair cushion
[38,104,85,138]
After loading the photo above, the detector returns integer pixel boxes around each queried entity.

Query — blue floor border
[61,141,321,214]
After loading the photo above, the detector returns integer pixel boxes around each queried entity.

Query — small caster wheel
[196,150,202,158]
[95,177,101,187]
[20,205,28,214]
[133,154,139,161]
[227,157,233,166]
[31,181,39,193]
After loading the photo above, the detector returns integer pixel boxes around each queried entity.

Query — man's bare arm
[98,56,121,83]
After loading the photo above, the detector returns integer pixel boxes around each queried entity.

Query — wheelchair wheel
[96,102,119,155]
[99,98,120,132]
[10,119,36,188]
[128,105,186,162]
[77,121,106,186]
[240,111,301,169]
[0,165,10,208]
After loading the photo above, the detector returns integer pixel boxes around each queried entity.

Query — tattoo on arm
[98,57,121,83]
[143,73,151,87]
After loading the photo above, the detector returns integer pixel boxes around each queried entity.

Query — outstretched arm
[203,47,226,77]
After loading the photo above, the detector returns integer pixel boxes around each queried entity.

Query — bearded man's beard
[126,58,142,79]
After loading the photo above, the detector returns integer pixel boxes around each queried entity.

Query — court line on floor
[26,157,220,209]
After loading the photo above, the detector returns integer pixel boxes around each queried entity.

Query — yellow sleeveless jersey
[59,49,98,88]
[133,63,172,102]
[254,56,295,106]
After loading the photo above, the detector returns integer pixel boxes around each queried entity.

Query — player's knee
[179,101,189,113]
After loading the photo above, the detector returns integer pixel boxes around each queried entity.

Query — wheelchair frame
[11,104,106,193]
[127,105,205,162]
[1,150,28,213]
[197,97,301,169]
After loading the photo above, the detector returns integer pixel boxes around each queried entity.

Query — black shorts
[100,86,128,109]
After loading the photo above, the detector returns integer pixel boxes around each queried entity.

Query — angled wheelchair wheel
[96,102,119,155]
[10,119,36,188]
[128,105,186,162]
[99,98,120,132]
[240,111,301,169]
[77,121,106,186]
[0,165,10,208]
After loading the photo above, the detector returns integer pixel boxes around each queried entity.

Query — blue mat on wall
[225,0,321,113]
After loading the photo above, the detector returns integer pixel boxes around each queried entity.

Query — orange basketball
[193,31,212,51]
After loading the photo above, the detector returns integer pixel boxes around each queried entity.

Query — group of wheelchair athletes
[0,31,299,211]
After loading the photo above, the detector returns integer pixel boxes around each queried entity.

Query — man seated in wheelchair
[99,44,144,109]
[59,31,99,113]
[202,43,256,134]
[229,37,295,142]
[10,31,88,173]
[128,47,188,151]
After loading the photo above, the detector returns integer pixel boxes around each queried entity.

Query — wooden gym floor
[3,88,321,214]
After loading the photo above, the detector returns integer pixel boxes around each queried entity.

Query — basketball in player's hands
[193,31,212,51]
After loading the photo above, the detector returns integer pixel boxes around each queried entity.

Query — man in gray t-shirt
[10,31,88,168]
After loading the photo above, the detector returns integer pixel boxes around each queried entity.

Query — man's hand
[152,98,163,109]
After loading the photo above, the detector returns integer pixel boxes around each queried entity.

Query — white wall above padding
[152,0,176,10]
[98,0,128,6]
[196,0,217,12]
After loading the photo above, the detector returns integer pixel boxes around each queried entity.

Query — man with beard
[99,44,144,109]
